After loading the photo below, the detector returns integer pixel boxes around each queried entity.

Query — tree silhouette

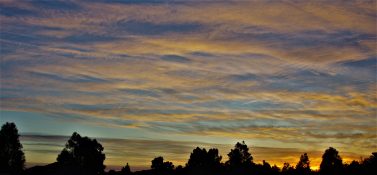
[121,163,132,175]
[319,147,343,175]
[207,148,222,168]
[186,147,222,170]
[252,160,280,175]
[295,153,311,175]
[271,164,281,175]
[57,132,105,174]
[362,152,377,175]
[3,126,375,175]
[151,156,164,170]
[281,162,294,175]
[261,160,272,174]
[186,147,206,169]
[0,122,25,174]
[185,147,223,175]
[226,141,253,168]
[344,160,361,175]
[151,156,174,175]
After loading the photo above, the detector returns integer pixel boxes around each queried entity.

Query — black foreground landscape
[1,122,376,175]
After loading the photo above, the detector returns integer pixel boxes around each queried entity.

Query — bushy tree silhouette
[207,148,222,168]
[295,153,311,175]
[0,122,25,174]
[151,156,174,175]
[151,157,163,170]
[57,132,105,175]
[186,147,222,175]
[226,141,253,174]
[187,147,222,169]
[319,147,343,175]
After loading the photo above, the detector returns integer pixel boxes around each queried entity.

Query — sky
[0,0,376,171]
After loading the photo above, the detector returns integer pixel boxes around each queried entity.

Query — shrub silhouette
[57,132,105,174]
[319,147,343,175]
[0,122,25,174]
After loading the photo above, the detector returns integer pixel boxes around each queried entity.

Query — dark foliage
[1,123,376,175]
[295,153,310,175]
[360,152,377,175]
[0,122,25,174]
[227,141,253,166]
[56,132,105,175]
[319,147,343,175]
[253,160,280,175]
[120,163,132,175]
[281,163,295,175]
[185,147,222,175]
[226,141,254,174]
[151,156,174,175]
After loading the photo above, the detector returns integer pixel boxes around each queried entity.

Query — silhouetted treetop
[320,147,343,175]
[151,156,174,175]
[0,122,25,174]
[186,147,222,170]
[57,132,105,174]
[262,160,271,169]
[296,153,310,169]
[151,157,163,170]
[121,163,131,175]
[295,153,311,175]
[226,141,253,167]
[282,162,294,173]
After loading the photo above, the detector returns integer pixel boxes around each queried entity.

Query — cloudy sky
[0,0,376,171]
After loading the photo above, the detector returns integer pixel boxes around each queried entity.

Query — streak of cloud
[1,0,376,169]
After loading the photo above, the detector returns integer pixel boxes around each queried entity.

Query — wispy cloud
[1,0,376,169]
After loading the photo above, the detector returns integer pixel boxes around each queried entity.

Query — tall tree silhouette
[57,132,105,174]
[226,141,253,167]
[0,122,25,174]
[295,153,311,175]
[319,147,343,175]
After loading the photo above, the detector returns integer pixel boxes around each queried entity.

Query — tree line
[0,122,376,175]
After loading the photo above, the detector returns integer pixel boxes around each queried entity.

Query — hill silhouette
[0,122,376,175]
